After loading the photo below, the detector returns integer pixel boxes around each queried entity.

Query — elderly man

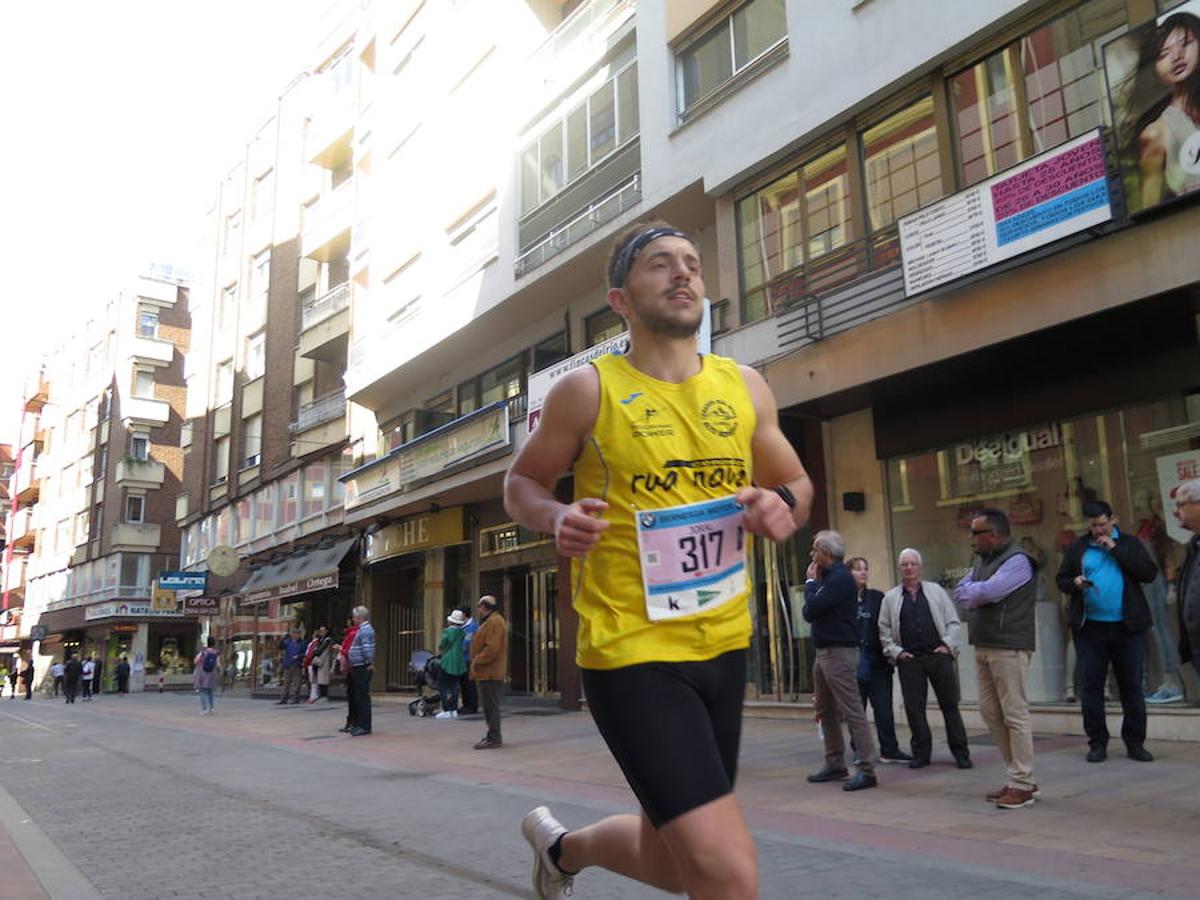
[1175,479,1200,680]
[879,549,970,770]
[346,606,375,736]
[954,509,1039,809]
[803,530,877,791]
[278,626,307,705]
[469,595,508,750]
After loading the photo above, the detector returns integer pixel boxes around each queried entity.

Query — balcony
[299,282,351,362]
[301,179,354,262]
[289,389,346,457]
[115,457,166,490]
[110,522,162,552]
[9,507,35,549]
[3,553,28,597]
[13,456,38,503]
[23,371,47,412]
[530,0,635,98]
[130,335,175,367]
[175,492,190,523]
[122,395,170,427]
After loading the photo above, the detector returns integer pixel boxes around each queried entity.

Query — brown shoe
[474,738,502,750]
[994,787,1036,809]
[986,783,1039,802]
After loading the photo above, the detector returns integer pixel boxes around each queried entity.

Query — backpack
[202,650,218,673]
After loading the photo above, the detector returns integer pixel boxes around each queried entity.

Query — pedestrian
[504,221,811,899]
[50,660,64,697]
[878,548,971,770]
[7,659,18,699]
[345,607,375,736]
[81,656,95,701]
[116,655,131,694]
[849,557,911,765]
[954,508,1039,809]
[223,648,239,691]
[1056,499,1159,763]
[804,531,879,792]
[0,663,7,699]
[91,654,103,698]
[63,653,82,704]
[304,629,321,703]
[311,627,333,702]
[435,609,468,719]
[278,626,306,705]
[20,655,34,701]
[1173,479,1200,681]
[468,596,507,748]
[194,637,220,715]
[458,606,478,715]
[336,617,359,733]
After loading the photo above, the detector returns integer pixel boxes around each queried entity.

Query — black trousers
[64,680,79,703]
[897,653,969,761]
[858,667,901,757]
[348,665,372,732]
[459,673,477,713]
[477,679,502,743]
[1074,620,1147,750]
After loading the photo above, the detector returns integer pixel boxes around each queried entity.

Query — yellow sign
[363,507,466,563]
[152,585,177,612]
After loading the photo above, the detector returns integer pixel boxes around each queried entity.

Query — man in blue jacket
[803,531,877,791]
[278,627,307,705]
[1056,500,1158,763]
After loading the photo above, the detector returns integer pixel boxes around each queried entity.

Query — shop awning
[36,605,88,634]
[238,537,358,605]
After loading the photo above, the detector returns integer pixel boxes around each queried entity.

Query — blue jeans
[198,688,214,712]
[1145,572,1179,681]
[438,669,461,713]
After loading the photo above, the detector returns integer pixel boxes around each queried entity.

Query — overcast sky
[0,0,332,445]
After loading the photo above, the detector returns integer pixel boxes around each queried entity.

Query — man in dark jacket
[1056,499,1158,763]
[63,653,83,704]
[1172,480,1200,678]
[849,557,911,764]
[278,627,306,705]
[803,531,877,791]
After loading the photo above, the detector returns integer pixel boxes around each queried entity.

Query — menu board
[899,129,1112,297]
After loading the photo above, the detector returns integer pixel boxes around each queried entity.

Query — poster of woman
[1104,2,1200,213]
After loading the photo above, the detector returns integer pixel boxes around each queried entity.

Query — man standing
[1055,500,1158,763]
[278,627,306,705]
[879,548,971,770]
[505,221,812,900]
[81,656,95,701]
[116,655,131,694]
[20,655,34,700]
[50,659,64,697]
[849,557,911,765]
[1174,479,1200,677]
[804,531,878,791]
[63,653,82,704]
[91,654,103,698]
[954,508,1038,809]
[346,606,375,736]
[468,596,507,748]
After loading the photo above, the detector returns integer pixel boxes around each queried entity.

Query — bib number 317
[636,496,748,622]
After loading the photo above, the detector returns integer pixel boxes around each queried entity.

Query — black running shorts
[581,648,746,828]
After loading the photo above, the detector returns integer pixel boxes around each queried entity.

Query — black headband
[607,227,694,288]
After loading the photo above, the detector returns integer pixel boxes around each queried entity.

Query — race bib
[636,496,747,622]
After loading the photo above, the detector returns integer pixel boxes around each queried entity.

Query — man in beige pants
[954,508,1039,809]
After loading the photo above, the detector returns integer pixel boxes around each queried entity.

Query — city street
[1,692,1197,899]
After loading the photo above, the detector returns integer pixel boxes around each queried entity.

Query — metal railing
[290,389,346,434]
[530,0,634,70]
[515,173,641,276]
[301,282,351,331]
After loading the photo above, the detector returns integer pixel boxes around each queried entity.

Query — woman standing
[435,610,468,719]
[310,626,333,703]
[194,637,220,715]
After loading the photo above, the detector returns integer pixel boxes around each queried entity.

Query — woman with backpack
[194,637,221,715]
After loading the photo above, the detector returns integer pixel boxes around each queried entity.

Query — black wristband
[772,484,796,510]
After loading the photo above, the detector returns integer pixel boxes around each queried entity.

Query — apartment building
[0,442,17,661]
[179,0,1200,734]
[10,274,191,692]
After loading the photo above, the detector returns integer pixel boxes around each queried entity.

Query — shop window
[677,0,787,117]
[949,0,1126,187]
[585,306,624,347]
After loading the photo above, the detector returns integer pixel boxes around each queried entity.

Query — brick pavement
[0,692,1196,899]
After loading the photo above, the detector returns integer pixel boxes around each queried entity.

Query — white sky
[0,0,332,445]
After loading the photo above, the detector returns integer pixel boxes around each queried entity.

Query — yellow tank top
[572,353,757,669]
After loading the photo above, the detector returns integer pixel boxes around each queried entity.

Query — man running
[505,221,812,899]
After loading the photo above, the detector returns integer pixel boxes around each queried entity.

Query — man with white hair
[879,548,971,769]
[803,530,878,791]
[346,606,375,736]
[1174,479,1200,672]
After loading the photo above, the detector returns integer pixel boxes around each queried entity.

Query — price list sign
[898,129,1112,298]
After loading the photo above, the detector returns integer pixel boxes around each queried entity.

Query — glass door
[527,567,560,696]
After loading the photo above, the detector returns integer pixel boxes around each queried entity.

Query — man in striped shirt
[347,605,375,736]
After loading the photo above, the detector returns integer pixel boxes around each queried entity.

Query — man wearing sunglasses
[953,508,1039,809]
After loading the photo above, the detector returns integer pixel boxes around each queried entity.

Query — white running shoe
[521,806,573,899]
[435,710,454,719]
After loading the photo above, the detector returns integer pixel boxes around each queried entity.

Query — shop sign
[364,507,467,564]
[85,601,185,621]
[30,624,46,641]
[1157,449,1200,544]
[526,333,629,432]
[151,585,177,612]
[242,574,338,606]
[159,571,208,591]
[111,624,140,633]
[949,425,1061,497]
[343,404,511,511]
[899,129,1112,297]
[183,595,220,615]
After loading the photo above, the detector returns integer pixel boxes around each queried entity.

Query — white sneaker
[521,806,573,899]
[435,710,453,719]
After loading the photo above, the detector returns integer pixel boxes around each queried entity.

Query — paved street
[0,691,1197,899]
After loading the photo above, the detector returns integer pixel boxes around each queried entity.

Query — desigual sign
[953,424,1062,466]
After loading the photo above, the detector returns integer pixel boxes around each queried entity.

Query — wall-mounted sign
[899,129,1112,297]
[111,624,140,633]
[85,601,185,621]
[525,333,628,433]
[363,507,467,564]
[159,571,208,591]
[151,585,177,612]
[1157,449,1200,545]
[183,595,220,615]
[242,574,338,606]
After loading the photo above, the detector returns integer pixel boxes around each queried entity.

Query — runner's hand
[736,486,797,543]
[554,498,610,557]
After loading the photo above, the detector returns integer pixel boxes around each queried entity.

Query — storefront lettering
[953,424,1061,466]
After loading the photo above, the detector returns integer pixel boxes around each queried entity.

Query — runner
[504,221,812,899]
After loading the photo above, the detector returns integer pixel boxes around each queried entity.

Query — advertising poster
[1103,1,1200,215]
[1157,448,1200,544]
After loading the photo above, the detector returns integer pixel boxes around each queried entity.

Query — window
[585,307,625,346]
[950,0,1125,186]
[519,60,640,215]
[531,332,569,372]
[223,209,242,252]
[130,433,150,461]
[861,97,945,233]
[125,494,145,523]
[458,355,524,417]
[252,169,274,222]
[138,308,159,338]
[736,142,850,322]
[133,368,155,398]
[447,205,498,277]
[74,512,89,546]
[245,332,266,381]
[56,519,71,553]
[279,472,299,525]
[254,483,276,538]
[219,284,237,331]
[243,414,262,468]
[677,0,787,116]
[251,250,270,298]
[213,436,230,483]
[120,553,150,590]
[302,462,328,518]
[236,498,252,545]
[214,359,234,405]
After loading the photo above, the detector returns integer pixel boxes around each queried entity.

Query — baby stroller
[407,649,443,717]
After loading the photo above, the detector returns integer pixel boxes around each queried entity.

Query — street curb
[0,780,96,899]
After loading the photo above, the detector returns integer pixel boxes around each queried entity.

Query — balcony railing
[530,0,634,76]
[302,282,351,331]
[515,172,641,277]
[290,389,346,434]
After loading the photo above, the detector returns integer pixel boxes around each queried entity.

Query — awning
[36,605,88,634]
[238,537,358,605]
